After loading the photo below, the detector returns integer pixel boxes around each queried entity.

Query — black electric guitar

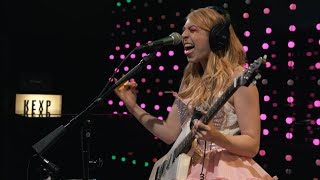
[149,55,267,180]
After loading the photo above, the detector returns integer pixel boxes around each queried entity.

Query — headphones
[207,6,231,52]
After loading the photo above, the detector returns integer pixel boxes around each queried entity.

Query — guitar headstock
[239,55,267,87]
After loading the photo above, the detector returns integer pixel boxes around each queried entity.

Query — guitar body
[149,120,192,180]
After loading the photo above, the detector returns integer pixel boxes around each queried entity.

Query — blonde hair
[178,7,246,109]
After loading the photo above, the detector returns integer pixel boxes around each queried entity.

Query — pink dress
[174,97,278,180]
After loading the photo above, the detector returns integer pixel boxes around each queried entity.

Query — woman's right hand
[113,79,139,112]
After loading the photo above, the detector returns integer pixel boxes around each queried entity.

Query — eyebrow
[182,24,198,31]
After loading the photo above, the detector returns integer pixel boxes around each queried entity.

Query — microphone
[136,32,182,50]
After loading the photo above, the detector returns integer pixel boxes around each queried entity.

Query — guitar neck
[201,81,240,124]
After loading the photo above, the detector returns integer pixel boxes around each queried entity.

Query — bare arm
[114,81,182,144]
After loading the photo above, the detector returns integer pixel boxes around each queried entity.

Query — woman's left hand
[192,119,215,142]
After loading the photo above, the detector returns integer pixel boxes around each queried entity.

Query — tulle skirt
[186,150,278,180]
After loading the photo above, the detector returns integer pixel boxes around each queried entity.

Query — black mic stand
[81,119,92,180]
[31,51,158,180]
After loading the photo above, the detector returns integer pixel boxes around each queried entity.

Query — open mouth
[184,44,195,55]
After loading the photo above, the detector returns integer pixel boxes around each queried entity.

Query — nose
[181,31,187,38]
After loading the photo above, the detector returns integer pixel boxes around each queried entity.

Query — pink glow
[146,65,152,70]
[262,129,269,135]
[271,65,277,70]
[286,117,294,124]
[125,44,130,48]
[263,8,270,14]
[286,132,293,139]
[120,54,125,59]
[115,46,120,51]
[314,100,320,107]
[114,68,119,73]
[125,21,130,26]
[287,96,294,103]
[315,62,320,69]
[108,100,113,105]
[285,155,293,161]
[124,66,129,72]
[316,159,320,166]
[167,106,172,112]
[317,118,320,126]
[308,104,314,109]
[244,31,250,37]
[264,95,270,102]
[259,150,266,156]
[158,91,163,96]
[289,25,296,32]
[288,41,295,48]
[243,12,249,19]
[159,66,165,71]
[273,115,278,120]
[289,4,296,10]
[156,52,162,57]
[109,55,115,60]
[154,105,160,110]
[313,139,320,146]
[243,46,248,52]
[316,23,320,30]
[119,101,124,106]
[262,43,269,50]
[307,38,314,43]
[130,54,136,59]
[266,27,272,34]
[173,65,179,70]
[141,78,146,83]
[136,42,141,47]
[265,62,271,68]
[116,24,121,28]
[140,103,146,108]
[288,61,295,68]
[260,114,267,120]
[306,52,312,57]
[168,50,174,56]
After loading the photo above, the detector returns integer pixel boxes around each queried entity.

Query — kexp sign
[15,94,62,117]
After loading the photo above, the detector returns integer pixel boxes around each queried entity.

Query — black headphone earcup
[207,5,231,53]
[209,22,229,52]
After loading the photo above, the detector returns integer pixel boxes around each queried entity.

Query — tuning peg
[261,55,267,64]
[255,73,261,80]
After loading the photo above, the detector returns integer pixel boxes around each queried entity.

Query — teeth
[184,46,194,50]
